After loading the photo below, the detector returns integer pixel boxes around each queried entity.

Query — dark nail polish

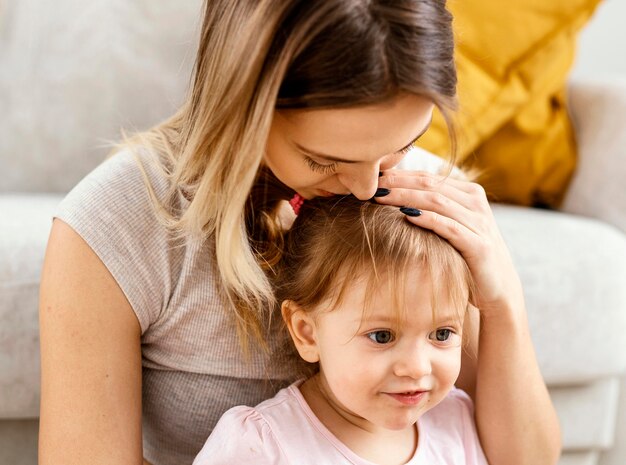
[373,188,391,197]
[399,207,422,217]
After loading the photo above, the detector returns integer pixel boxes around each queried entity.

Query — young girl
[194,196,487,465]
[39,0,559,464]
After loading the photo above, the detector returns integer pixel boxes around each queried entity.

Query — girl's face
[265,94,434,201]
[289,265,464,433]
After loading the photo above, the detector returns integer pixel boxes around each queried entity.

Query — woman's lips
[385,391,428,406]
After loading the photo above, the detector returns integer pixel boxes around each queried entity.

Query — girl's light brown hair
[275,196,474,333]
[125,0,457,349]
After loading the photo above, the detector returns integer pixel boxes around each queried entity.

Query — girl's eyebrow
[294,117,433,163]
[354,311,463,326]
[353,314,395,324]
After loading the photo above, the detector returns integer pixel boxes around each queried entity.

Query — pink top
[193,382,489,465]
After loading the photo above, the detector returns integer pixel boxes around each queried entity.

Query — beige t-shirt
[55,149,302,465]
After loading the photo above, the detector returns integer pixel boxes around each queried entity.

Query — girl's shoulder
[194,383,338,465]
[423,387,476,427]
[418,388,488,465]
[442,387,474,410]
[193,405,283,465]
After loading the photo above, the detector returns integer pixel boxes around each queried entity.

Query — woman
[38,1,560,464]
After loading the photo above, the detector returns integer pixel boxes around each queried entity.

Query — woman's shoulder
[57,148,175,220]
[54,148,188,333]
[54,148,179,264]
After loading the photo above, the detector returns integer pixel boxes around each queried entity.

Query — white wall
[571,0,626,79]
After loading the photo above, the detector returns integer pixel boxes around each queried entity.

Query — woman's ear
[281,300,319,363]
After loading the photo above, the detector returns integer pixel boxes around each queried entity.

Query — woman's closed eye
[302,133,420,175]
[366,330,395,345]
[304,155,338,174]
[397,141,417,156]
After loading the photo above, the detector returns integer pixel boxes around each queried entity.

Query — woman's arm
[39,219,145,465]
[376,171,561,465]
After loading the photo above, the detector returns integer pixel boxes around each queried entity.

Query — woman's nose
[393,344,432,380]
[337,163,380,200]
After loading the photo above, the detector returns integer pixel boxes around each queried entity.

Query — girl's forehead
[326,264,467,325]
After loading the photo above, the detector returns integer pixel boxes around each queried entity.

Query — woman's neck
[299,377,418,465]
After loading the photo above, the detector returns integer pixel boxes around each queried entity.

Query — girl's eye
[367,330,395,345]
[304,156,338,174]
[431,328,452,342]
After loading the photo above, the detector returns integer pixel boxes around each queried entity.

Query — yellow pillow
[418,0,602,207]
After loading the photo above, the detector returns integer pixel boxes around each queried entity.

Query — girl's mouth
[385,391,428,406]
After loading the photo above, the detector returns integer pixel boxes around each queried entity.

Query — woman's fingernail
[399,207,422,217]
[373,188,390,197]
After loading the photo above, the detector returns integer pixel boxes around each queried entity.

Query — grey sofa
[1,1,626,465]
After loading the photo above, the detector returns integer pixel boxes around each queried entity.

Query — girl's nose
[393,344,432,380]
[337,163,380,200]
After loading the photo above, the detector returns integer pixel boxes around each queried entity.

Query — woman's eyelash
[303,137,419,174]
[398,139,418,155]
[304,156,338,174]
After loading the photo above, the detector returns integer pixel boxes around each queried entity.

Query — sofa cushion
[596,373,626,465]
[417,0,602,207]
[559,452,600,465]
[550,378,619,450]
[562,78,626,234]
[0,194,63,417]
[0,419,38,465]
[494,205,626,384]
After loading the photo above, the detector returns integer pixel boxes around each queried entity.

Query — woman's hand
[375,169,524,317]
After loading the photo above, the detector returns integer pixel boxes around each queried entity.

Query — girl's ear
[281,300,320,363]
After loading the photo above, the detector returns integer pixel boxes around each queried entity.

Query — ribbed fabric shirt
[55,149,303,465]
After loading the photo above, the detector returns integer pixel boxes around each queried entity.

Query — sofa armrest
[0,194,63,418]
[562,77,626,233]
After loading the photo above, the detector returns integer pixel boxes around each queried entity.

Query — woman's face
[265,94,434,200]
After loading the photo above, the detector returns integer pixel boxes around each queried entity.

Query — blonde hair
[275,196,474,334]
[122,0,458,349]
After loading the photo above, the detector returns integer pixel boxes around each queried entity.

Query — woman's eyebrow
[294,117,433,163]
